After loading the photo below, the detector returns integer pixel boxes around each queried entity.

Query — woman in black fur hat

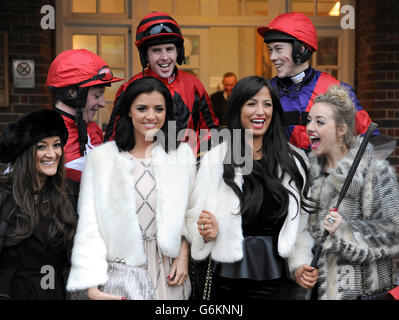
[0,109,77,300]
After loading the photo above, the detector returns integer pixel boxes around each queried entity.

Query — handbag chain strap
[358,210,394,296]
[202,258,213,300]
[360,258,394,296]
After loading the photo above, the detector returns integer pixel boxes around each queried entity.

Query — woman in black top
[187,76,318,300]
[0,110,76,299]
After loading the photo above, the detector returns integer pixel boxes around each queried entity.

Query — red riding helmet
[46,49,123,156]
[257,12,317,65]
[257,12,318,52]
[46,48,123,110]
[46,49,123,89]
[135,11,185,69]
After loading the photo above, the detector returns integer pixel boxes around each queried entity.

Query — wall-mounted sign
[13,59,35,88]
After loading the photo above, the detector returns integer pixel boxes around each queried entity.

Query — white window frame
[56,0,356,93]
[179,28,210,89]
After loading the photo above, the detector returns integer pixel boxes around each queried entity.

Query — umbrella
[311,122,378,268]
[370,134,397,160]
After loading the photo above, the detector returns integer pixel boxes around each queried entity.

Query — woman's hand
[87,286,125,300]
[197,210,218,242]
[294,264,319,289]
[167,240,189,286]
[323,208,343,237]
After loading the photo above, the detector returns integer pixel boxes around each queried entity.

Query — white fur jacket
[184,142,314,275]
[67,141,196,291]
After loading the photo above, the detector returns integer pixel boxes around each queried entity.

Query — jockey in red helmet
[46,49,123,182]
[135,11,186,72]
[257,12,377,150]
[104,12,220,153]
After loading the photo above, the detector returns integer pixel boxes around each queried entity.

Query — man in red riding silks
[46,49,123,183]
[104,12,220,152]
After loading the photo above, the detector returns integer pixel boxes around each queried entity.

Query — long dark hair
[114,76,179,153]
[1,143,76,246]
[223,76,313,222]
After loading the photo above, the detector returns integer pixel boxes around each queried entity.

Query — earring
[339,138,347,154]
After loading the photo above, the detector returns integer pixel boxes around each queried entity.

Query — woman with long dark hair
[0,109,77,299]
[187,76,318,300]
[67,77,195,300]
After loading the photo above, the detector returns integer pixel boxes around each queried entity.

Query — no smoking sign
[13,59,35,88]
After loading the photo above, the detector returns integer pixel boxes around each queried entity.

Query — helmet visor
[136,23,182,42]
[96,66,114,81]
[77,66,122,87]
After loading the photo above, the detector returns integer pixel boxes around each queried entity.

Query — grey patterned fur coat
[307,137,399,300]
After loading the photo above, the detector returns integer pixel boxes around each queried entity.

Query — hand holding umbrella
[322,208,343,236]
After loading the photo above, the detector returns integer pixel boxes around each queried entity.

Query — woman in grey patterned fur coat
[305,85,399,300]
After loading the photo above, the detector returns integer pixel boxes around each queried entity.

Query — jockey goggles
[136,23,182,42]
[76,66,115,86]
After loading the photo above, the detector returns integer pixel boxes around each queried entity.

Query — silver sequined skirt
[70,262,156,300]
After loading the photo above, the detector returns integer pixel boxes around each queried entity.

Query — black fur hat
[0,109,68,164]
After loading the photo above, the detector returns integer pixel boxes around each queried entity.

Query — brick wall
[356,0,399,171]
[0,0,55,134]
[356,0,399,284]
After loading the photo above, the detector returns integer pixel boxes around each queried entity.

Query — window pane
[319,68,338,78]
[219,0,242,16]
[148,0,173,14]
[176,0,200,15]
[101,69,126,129]
[100,35,125,67]
[317,37,338,65]
[291,0,314,16]
[104,69,125,101]
[183,35,199,66]
[71,0,97,13]
[100,102,113,130]
[181,68,200,78]
[246,0,268,16]
[100,0,125,14]
[72,34,97,54]
[318,0,340,16]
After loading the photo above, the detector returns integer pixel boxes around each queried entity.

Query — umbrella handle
[311,208,338,268]
[311,230,329,268]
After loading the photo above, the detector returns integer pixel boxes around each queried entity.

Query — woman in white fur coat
[67,77,196,300]
[306,85,399,300]
[186,76,318,300]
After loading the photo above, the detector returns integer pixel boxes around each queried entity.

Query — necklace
[33,193,48,207]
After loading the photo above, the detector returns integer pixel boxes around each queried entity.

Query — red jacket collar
[145,67,178,85]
